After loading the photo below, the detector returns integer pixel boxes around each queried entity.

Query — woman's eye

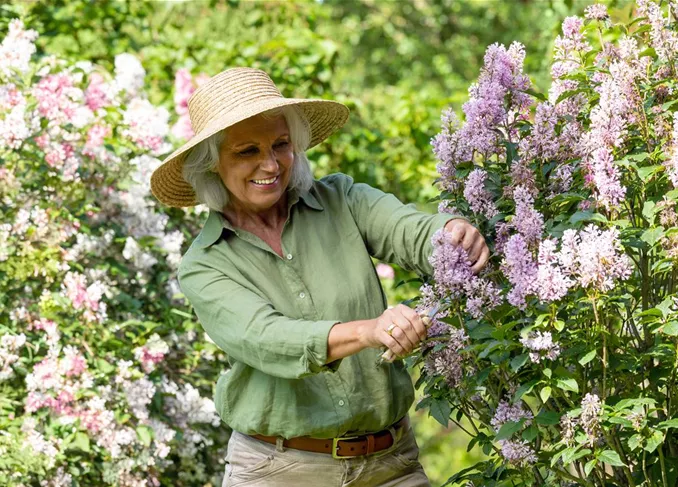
[275,141,290,149]
[239,148,257,156]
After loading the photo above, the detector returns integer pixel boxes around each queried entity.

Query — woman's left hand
[443,219,490,274]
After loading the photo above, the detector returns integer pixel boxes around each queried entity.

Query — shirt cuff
[305,320,343,374]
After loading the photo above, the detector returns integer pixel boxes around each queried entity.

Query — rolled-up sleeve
[178,261,343,380]
[336,174,467,276]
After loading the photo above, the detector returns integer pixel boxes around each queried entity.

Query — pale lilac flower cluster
[536,238,573,301]
[512,186,544,244]
[437,200,458,215]
[585,4,609,21]
[590,147,625,209]
[429,229,503,317]
[424,327,470,388]
[665,113,678,188]
[580,393,602,445]
[0,19,38,78]
[637,0,678,62]
[434,42,531,189]
[499,439,538,466]
[123,237,158,270]
[133,333,170,373]
[463,168,498,219]
[501,234,538,309]
[518,102,560,163]
[113,53,146,97]
[21,417,60,469]
[520,331,561,363]
[548,164,574,199]
[491,400,533,429]
[559,225,633,291]
[550,16,591,117]
[560,414,577,446]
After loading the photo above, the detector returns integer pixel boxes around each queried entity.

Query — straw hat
[150,67,350,207]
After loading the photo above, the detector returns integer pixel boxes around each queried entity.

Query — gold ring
[386,323,397,336]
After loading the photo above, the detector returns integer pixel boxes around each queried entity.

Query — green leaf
[615,397,656,409]
[563,447,591,466]
[643,201,657,223]
[569,211,608,225]
[584,459,597,476]
[556,378,579,393]
[641,227,665,246]
[554,319,565,332]
[657,297,674,318]
[636,164,663,182]
[657,419,678,430]
[136,425,153,447]
[510,354,529,372]
[644,430,664,453]
[535,410,561,425]
[540,386,552,403]
[495,420,524,441]
[662,321,678,335]
[598,450,625,467]
[71,432,90,452]
[429,398,451,428]
[628,434,643,451]
[513,379,539,402]
[578,350,597,365]
[522,424,539,441]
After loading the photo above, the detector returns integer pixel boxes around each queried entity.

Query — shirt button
[299,292,306,299]
[286,254,293,260]
[338,400,345,406]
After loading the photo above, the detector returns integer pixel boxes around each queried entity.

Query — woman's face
[216,113,294,214]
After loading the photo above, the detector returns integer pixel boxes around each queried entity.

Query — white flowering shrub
[0,19,228,486]
[414,1,678,485]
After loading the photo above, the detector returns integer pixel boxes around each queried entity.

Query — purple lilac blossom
[585,4,609,21]
[512,186,544,245]
[518,102,560,163]
[590,147,626,209]
[548,163,574,199]
[667,113,678,188]
[637,0,678,62]
[580,393,602,446]
[520,331,561,363]
[498,439,538,466]
[424,327,469,387]
[501,234,538,309]
[463,168,498,219]
[491,400,534,429]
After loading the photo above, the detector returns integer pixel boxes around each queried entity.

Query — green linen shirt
[177,172,462,439]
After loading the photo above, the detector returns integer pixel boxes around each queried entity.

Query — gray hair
[182,105,314,212]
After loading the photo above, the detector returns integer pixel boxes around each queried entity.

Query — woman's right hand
[360,304,428,358]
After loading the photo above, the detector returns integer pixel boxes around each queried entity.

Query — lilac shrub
[415,1,678,485]
[0,20,228,486]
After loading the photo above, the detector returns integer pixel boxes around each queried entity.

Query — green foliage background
[0,0,634,484]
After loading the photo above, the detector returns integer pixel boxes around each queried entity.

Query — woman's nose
[260,148,279,171]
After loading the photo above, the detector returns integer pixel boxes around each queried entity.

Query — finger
[471,245,491,274]
[380,329,406,357]
[446,223,467,247]
[468,237,485,263]
[398,305,427,341]
[389,319,416,354]
[461,227,477,255]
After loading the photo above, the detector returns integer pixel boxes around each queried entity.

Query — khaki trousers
[222,419,431,487]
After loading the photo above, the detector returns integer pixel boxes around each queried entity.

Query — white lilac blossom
[463,168,498,219]
[637,0,678,62]
[548,164,574,199]
[559,226,633,292]
[0,332,26,381]
[0,19,38,78]
[120,98,171,155]
[133,334,170,373]
[585,4,609,21]
[580,393,602,446]
[560,414,577,446]
[550,17,591,118]
[122,237,158,270]
[501,234,538,309]
[520,331,561,363]
[665,113,678,188]
[536,238,573,302]
[113,53,146,97]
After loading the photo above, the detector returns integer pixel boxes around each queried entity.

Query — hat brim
[150,97,349,208]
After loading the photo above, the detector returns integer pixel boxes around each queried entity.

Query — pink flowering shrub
[415,2,678,485]
[0,19,227,486]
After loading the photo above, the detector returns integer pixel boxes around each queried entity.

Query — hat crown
[187,68,283,134]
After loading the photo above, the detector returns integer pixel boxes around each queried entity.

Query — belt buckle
[332,435,360,459]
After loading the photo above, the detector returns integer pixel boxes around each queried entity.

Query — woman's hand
[359,304,427,358]
[444,219,490,274]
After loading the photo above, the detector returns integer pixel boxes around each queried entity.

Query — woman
[151,67,489,487]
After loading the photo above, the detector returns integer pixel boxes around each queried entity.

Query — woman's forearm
[326,319,376,363]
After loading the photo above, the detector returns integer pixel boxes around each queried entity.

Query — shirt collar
[196,185,324,249]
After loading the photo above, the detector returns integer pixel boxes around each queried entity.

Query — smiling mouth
[251,175,279,186]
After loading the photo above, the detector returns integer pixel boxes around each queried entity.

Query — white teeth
[252,176,277,185]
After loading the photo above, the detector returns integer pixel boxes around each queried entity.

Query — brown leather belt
[250,415,409,459]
